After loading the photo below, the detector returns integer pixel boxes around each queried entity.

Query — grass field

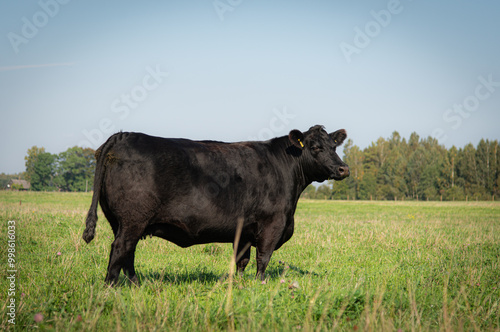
[1,191,499,331]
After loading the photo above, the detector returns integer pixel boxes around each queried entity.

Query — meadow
[1,191,499,331]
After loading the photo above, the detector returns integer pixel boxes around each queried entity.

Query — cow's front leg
[255,247,273,281]
[255,216,285,280]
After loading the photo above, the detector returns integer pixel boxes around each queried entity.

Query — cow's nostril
[339,166,349,177]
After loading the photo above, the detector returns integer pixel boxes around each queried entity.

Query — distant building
[6,179,31,191]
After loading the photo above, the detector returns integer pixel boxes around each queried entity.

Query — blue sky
[1,0,499,174]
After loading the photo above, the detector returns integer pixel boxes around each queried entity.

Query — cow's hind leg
[235,241,251,273]
[105,226,142,285]
[122,247,139,285]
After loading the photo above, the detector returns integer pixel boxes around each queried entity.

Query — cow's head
[288,125,350,182]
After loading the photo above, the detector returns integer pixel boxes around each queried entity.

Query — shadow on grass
[137,269,223,285]
[131,262,320,285]
[265,263,320,279]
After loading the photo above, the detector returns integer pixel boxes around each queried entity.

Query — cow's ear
[330,129,347,146]
[289,129,305,149]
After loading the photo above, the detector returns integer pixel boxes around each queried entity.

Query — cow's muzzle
[330,166,349,180]
[338,166,349,178]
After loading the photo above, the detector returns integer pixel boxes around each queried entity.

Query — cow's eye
[311,146,321,152]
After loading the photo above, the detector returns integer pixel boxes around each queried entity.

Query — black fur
[83,125,349,284]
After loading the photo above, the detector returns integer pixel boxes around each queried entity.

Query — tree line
[5,132,500,198]
[302,131,499,201]
[23,146,95,192]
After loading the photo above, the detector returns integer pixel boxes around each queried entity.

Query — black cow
[83,125,349,284]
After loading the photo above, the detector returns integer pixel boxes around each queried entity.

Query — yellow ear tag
[298,139,304,148]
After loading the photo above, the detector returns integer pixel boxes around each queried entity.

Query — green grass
[1,191,499,331]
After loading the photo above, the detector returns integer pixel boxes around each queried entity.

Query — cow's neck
[268,136,314,200]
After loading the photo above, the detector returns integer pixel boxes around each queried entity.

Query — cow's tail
[82,133,122,244]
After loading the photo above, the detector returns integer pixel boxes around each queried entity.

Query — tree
[494,141,500,197]
[378,132,408,200]
[408,132,420,153]
[24,146,96,192]
[334,133,498,200]
[457,143,481,198]
[30,152,57,191]
[301,185,317,199]
[406,145,425,199]
[342,139,364,199]
[331,179,349,199]
[55,147,95,192]
[446,146,458,188]
[358,170,377,200]
[476,139,498,198]
[419,163,439,200]
[316,184,333,200]
[416,137,448,200]
[25,146,46,183]
[443,184,465,201]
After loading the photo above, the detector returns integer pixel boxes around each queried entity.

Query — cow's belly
[143,218,254,248]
